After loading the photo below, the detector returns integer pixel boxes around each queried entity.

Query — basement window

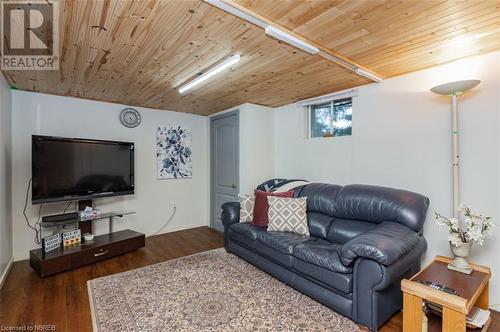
[309,98,352,138]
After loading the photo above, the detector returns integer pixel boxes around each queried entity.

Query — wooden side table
[401,256,491,332]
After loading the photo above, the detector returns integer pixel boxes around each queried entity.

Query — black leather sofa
[221,183,429,331]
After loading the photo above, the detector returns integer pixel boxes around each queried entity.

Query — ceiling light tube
[355,68,383,83]
[318,50,357,71]
[204,0,267,28]
[204,0,384,83]
[265,26,319,55]
[178,54,240,94]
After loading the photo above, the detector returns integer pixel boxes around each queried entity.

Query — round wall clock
[120,108,141,128]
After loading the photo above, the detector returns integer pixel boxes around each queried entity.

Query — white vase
[448,241,473,274]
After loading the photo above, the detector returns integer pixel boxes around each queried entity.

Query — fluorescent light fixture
[178,54,240,94]
[204,0,267,28]
[355,68,383,83]
[204,0,384,83]
[265,26,319,55]
[318,50,356,71]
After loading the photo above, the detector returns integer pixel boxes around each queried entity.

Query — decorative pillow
[267,196,309,236]
[238,194,254,223]
[252,190,294,227]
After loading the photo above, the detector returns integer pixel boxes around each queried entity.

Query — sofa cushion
[257,231,310,254]
[228,229,255,249]
[307,212,334,239]
[293,238,352,274]
[334,184,430,232]
[252,241,294,267]
[298,183,342,217]
[292,259,353,295]
[327,218,377,244]
[230,222,266,241]
[253,231,310,267]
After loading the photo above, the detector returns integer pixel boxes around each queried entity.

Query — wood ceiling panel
[2,0,498,115]
[1,0,369,115]
[234,0,500,78]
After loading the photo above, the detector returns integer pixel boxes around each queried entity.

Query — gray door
[210,111,239,232]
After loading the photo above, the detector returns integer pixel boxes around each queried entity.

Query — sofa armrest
[340,221,422,266]
[221,202,240,226]
[352,241,426,329]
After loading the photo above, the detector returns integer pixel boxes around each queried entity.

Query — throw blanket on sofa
[257,178,309,193]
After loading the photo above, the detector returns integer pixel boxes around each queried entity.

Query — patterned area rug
[87,248,360,331]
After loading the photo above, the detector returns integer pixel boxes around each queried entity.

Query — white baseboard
[0,257,13,290]
[491,304,500,312]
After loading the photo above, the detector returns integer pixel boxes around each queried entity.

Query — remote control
[417,280,458,296]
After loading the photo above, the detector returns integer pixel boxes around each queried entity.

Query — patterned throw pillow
[267,196,309,235]
[252,190,294,227]
[238,194,254,223]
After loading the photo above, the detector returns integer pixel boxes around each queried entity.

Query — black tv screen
[32,135,134,204]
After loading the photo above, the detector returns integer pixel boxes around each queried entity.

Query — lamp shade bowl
[430,79,481,96]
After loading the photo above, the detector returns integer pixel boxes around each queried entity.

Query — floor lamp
[430,79,481,219]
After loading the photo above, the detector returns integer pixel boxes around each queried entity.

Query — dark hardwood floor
[0,226,498,331]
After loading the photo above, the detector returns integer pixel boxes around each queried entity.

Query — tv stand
[41,212,79,223]
[30,211,145,277]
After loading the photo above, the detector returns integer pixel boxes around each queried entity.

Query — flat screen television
[32,135,134,204]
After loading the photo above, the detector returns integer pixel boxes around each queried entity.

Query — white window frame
[307,98,353,139]
[298,89,357,139]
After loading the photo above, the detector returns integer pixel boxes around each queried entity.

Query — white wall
[11,91,209,260]
[210,103,275,194]
[275,51,500,308]
[239,103,275,193]
[0,75,13,285]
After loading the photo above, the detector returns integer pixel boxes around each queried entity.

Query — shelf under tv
[40,211,136,232]
[30,229,145,278]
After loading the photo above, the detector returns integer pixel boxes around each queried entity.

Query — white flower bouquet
[435,205,494,248]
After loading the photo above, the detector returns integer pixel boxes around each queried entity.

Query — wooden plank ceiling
[233,0,500,77]
[2,0,499,115]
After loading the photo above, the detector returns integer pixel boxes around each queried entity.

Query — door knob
[231,184,237,189]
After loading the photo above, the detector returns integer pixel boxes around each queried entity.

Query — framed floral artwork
[156,126,192,179]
